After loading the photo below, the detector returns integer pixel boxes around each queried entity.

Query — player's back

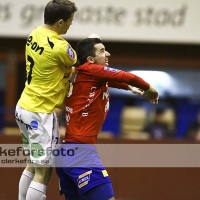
[18,26,77,113]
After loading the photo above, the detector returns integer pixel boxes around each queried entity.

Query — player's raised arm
[104,69,159,104]
[128,85,159,104]
[108,81,143,95]
[108,80,158,104]
[128,85,143,95]
[111,71,159,104]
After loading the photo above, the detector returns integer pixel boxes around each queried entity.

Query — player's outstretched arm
[128,85,143,95]
[141,86,159,104]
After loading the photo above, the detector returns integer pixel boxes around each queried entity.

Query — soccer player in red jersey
[55,38,159,200]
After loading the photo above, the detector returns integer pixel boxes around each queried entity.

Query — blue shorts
[55,143,112,196]
[62,182,114,200]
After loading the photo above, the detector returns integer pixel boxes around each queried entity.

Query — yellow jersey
[18,26,77,113]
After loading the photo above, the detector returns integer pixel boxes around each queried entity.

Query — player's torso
[65,66,110,138]
[19,26,76,113]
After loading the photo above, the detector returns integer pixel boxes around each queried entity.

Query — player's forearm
[120,71,150,91]
[108,81,129,90]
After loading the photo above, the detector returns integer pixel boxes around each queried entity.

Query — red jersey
[64,63,150,144]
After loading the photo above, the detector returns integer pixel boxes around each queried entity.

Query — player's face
[93,43,110,66]
[60,13,74,34]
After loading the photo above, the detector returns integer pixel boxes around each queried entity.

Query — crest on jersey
[104,67,120,72]
[67,45,75,60]
[77,170,92,188]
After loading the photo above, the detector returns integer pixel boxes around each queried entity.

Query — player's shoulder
[85,64,120,72]
[35,26,68,47]
[77,63,104,75]
[52,37,72,52]
[51,35,68,45]
[30,26,44,35]
[78,63,97,70]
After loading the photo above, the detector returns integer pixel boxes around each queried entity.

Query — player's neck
[43,24,60,34]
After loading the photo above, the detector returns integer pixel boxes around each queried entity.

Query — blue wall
[102,95,200,138]
[176,98,200,138]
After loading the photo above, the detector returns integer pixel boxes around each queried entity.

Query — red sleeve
[108,81,129,90]
[88,64,150,90]
[121,72,150,90]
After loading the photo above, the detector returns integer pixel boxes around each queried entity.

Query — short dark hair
[44,0,77,25]
[76,38,102,65]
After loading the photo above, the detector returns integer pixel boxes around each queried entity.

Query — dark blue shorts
[55,143,112,196]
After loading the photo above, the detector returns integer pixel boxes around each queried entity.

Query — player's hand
[128,85,143,95]
[88,33,100,39]
[141,86,159,104]
[72,66,78,74]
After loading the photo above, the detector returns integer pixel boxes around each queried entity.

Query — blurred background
[1,0,200,199]
[1,0,200,141]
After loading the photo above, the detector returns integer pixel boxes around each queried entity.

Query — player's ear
[87,56,94,63]
[58,19,64,27]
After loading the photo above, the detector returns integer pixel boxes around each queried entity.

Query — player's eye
[100,49,105,54]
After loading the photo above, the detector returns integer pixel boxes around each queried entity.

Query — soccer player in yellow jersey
[15,1,77,199]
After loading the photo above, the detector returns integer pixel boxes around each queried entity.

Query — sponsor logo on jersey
[78,170,92,188]
[66,114,70,123]
[82,112,88,117]
[104,67,120,72]
[66,106,73,113]
[105,101,110,112]
[67,45,75,60]
[102,90,109,100]
[30,120,38,130]
[82,107,88,117]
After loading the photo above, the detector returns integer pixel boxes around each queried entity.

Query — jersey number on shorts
[27,55,34,84]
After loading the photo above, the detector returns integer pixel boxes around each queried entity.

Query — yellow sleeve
[57,42,77,67]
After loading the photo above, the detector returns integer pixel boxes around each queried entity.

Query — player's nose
[105,51,111,57]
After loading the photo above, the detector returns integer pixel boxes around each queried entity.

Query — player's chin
[105,62,109,66]
[64,29,69,34]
